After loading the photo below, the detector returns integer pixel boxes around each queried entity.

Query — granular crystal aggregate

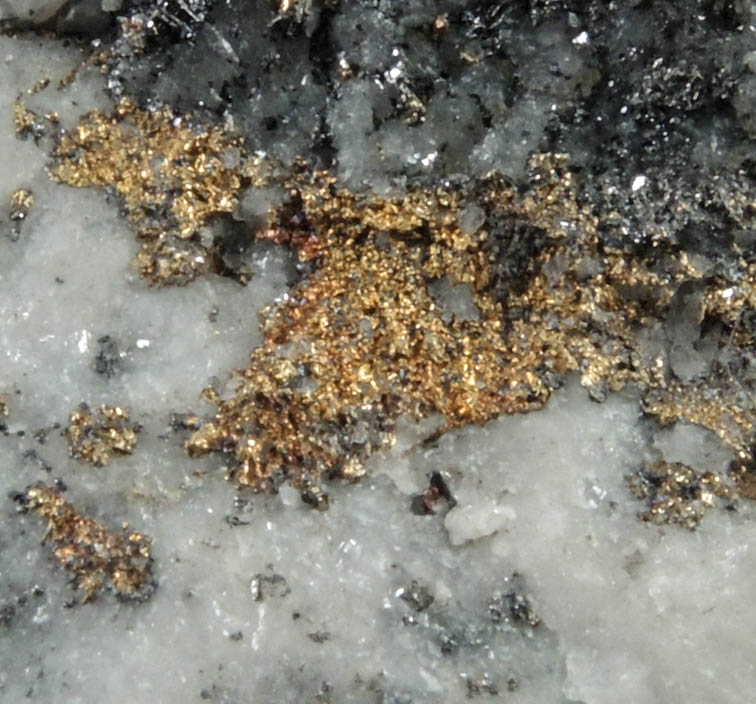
[66,402,139,466]
[40,95,756,514]
[185,155,756,506]
[626,461,737,530]
[49,98,269,285]
[13,483,154,603]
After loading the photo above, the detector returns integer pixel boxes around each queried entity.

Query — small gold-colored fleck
[273,0,312,23]
[66,402,139,466]
[731,462,756,501]
[431,14,449,38]
[9,188,34,221]
[12,100,42,140]
[200,385,222,406]
[27,77,50,95]
[626,461,737,530]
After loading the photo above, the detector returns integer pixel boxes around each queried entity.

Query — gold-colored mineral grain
[9,188,34,221]
[66,403,138,466]
[12,99,39,138]
[626,461,737,530]
[15,483,154,602]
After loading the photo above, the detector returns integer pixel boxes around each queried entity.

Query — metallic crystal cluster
[66,402,138,467]
[9,188,33,220]
[12,99,41,139]
[49,98,269,284]
[8,187,34,240]
[14,483,154,603]
[185,155,736,500]
[626,461,737,530]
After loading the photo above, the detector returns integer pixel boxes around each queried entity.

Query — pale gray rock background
[2,3,756,703]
